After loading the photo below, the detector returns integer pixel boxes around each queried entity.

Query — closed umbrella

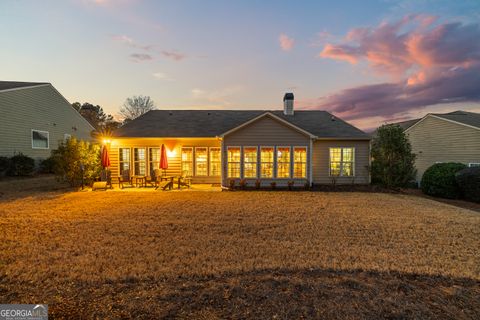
[101,145,111,168]
[160,144,168,175]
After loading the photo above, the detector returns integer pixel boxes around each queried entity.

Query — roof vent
[283,92,294,115]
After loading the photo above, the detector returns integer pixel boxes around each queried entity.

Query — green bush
[421,163,467,199]
[0,156,9,174]
[6,153,35,176]
[456,167,480,203]
[51,137,101,187]
[39,156,56,174]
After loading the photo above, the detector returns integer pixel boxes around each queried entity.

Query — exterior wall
[406,116,480,182]
[108,137,221,184]
[222,115,311,187]
[0,85,93,161]
[312,140,370,184]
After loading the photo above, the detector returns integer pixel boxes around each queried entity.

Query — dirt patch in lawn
[0,191,479,318]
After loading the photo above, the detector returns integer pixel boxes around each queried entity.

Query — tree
[371,124,416,188]
[51,137,101,187]
[119,95,156,122]
[72,102,121,131]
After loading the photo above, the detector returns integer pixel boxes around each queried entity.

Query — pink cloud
[129,53,153,62]
[279,33,295,51]
[161,50,186,61]
[310,17,480,126]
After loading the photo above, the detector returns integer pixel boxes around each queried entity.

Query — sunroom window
[293,147,307,178]
[277,147,291,178]
[227,147,241,178]
[209,147,221,176]
[149,147,160,176]
[181,147,194,176]
[133,148,146,176]
[243,147,257,178]
[260,147,274,178]
[195,147,208,176]
[119,148,131,176]
[330,147,354,176]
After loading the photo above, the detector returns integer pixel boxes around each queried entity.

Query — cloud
[279,33,295,51]
[311,16,480,126]
[111,34,154,51]
[130,53,153,62]
[152,72,173,81]
[191,86,243,106]
[161,50,186,61]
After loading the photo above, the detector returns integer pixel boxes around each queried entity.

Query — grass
[0,180,479,318]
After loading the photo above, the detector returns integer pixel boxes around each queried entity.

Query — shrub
[371,125,416,188]
[421,163,467,199]
[39,156,56,174]
[456,167,480,203]
[0,156,9,175]
[52,137,101,187]
[6,153,35,176]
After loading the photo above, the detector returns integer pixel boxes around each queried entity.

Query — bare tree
[119,95,156,122]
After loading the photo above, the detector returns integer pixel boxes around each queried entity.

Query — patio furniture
[92,169,112,191]
[118,169,133,189]
[177,170,192,189]
[132,175,146,187]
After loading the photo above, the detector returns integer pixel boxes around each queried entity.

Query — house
[110,93,371,187]
[390,110,480,183]
[0,81,94,161]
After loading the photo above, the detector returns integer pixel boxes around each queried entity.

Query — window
[243,147,258,178]
[149,147,160,176]
[330,147,355,176]
[133,148,146,176]
[277,147,291,178]
[119,148,130,176]
[260,147,274,178]
[32,130,49,149]
[469,163,480,167]
[181,147,193,175]
[293,147,307,178]
[227,147,241,178]
[209,147,221,176]
[195,147,208,176]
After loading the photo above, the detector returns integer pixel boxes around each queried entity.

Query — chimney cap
[283,92,294,101]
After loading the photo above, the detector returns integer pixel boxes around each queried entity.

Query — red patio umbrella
[101,145,111,168]
[160,144,168,175]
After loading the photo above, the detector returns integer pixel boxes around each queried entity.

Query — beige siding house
[110,93,371,187]
[0,81,94,160]
[394,111,480,182]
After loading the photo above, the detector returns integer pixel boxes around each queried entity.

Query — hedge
[456,167,480,203]
[421,162,467,199]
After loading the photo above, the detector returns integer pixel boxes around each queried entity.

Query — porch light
[167,148,177,157]
[102,138,111,145]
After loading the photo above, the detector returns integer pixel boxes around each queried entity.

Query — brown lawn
[0,179,479,319]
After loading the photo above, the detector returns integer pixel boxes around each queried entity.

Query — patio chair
[177,170,192,189]
[118,169,133,189]
[152,169,173,191]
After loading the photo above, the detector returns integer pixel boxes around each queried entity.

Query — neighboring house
[390,110,480,183]
[0,81,94,161]
[110,93,371,187]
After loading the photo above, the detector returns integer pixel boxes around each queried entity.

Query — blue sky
[1,0,480,129]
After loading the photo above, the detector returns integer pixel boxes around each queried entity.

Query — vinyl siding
[406,116,480,182]
[0,85,93,160]
[312,140,370,184]
[222,115,311,186]
[108,137,221,184]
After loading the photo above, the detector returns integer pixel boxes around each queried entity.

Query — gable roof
[114,110,370,139]
[0,81,49,92]
[431,111,480,129]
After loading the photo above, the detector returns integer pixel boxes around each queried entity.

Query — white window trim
[31,129,49,149]
[181,147,194,176]
[209,147,221,177]
[194,147,209,177]
[293,146,308,179]
[276,146,292,179]
[118,147,131,177]
[227,146,241,178]
[329,147,356,177]
[469,163,480,167]
[242,146,258,179]
[259,146,274,179]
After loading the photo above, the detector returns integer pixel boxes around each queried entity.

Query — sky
[1,0,480,130]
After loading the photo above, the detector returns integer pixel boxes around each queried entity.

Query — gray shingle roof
[114,110,370,139]
[432,111,480,129]
[0,81,49,91]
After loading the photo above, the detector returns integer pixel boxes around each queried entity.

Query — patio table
[132,175,146,187]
